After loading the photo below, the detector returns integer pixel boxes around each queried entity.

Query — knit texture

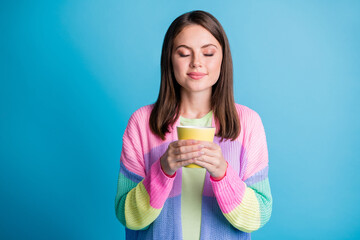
[115,104,272,239]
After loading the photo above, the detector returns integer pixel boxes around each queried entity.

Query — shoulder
[126,104,154,132]
[234,103,264,131]
[130,104,154,120]
[234,103,261,120]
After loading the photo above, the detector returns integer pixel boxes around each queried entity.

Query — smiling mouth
[187,72,207,80]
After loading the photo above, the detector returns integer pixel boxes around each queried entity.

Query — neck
[179,90,212,119]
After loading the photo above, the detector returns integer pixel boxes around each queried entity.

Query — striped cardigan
[115,104,272,239]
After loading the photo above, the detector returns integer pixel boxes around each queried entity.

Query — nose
[190,53,202,68]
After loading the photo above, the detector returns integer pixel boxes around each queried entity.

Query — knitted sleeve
[114,110,175,230]
[210,111,272,233]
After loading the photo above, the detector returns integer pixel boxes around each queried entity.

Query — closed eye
[204,54,214,57]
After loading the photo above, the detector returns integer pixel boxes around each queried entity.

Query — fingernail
[199,144,204,148]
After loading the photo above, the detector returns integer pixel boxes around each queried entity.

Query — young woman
[115,10,272,240]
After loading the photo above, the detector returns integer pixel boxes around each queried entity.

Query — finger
[175,151,202,162]
[170,141,181,148]
[195,157,227,180]
[172,139,198,148]
[199,148,217,158]
[198,141,219,150]
[175,144,203,155]
[194,154,217,165]
[194,155,224,176]
[177,157,197,168]
[193,157,214,170]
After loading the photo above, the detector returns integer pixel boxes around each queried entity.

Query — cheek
[208,57,222,73]
[172,59,186,76]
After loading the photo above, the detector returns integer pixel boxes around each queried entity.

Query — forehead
[173,24,221,48]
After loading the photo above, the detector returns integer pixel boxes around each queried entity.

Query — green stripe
[115,172,138,226]
[249,178,272,227]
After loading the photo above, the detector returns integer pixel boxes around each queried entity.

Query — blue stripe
[125,195,183,240]
[119,160,144,184]
[244,165,268,187]
[200,196,251,240]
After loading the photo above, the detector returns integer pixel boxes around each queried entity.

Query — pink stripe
[142,159,175,209]
[211,164,246,214]
[122,105,180,177]
[132,105,179,155]
[242,109,269,181]
[121,105,165,177]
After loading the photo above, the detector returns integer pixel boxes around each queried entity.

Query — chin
[183,85,212,94]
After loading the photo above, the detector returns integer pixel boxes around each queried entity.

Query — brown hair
[149,10,240,141]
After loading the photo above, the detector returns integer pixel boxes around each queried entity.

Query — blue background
[1,0,359,239]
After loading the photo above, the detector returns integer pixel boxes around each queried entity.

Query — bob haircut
[150,10,240,141]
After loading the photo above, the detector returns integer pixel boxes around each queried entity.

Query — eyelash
[179,53,214,57]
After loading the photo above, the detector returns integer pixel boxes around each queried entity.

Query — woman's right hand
[160,139,204,176]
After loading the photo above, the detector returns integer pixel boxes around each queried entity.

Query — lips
[187,72,207,80]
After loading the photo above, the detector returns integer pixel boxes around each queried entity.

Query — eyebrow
[175,44,218,50]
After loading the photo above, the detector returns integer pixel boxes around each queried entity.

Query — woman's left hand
[194,141,228,180]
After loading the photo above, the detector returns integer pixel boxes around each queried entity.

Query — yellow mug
[177,126,216,168]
